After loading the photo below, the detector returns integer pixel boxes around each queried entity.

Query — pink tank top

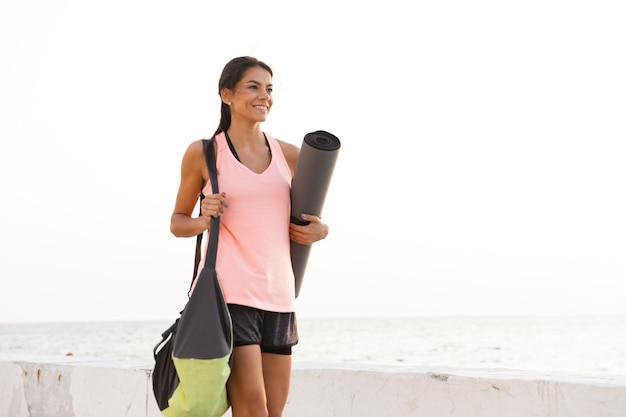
[197,131,295,312]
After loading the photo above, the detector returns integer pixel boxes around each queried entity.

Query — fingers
[201,192,228,218]
[289,225,311,245]
[290,214,329,245]
[299,213,321,223]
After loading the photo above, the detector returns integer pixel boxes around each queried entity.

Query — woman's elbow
[170,215,184,237]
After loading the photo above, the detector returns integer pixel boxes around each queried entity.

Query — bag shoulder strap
[190,137,219,290]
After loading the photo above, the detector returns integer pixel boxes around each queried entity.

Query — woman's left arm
[278,140,330,245]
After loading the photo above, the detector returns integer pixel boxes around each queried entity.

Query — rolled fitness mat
[290,130,341,297]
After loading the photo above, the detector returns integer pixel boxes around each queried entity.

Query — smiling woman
[168,56,330,417]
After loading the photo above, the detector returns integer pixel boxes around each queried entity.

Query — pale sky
[1,0,625,323]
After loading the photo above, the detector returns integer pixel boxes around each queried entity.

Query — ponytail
[214,102,231,136]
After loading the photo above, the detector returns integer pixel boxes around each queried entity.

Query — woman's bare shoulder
[276,139,300,159]
[181,139,209,161]
[179,139,210,179]
[186,138,207,154]
[276,139,300,173]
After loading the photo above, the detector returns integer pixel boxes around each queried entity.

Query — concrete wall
[1,357,626,417]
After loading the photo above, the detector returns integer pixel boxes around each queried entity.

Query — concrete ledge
[290,363,626,417]
[0,357,155,417]
[1,357,626,417]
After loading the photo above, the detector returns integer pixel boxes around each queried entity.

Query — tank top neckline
[223,131,272,172]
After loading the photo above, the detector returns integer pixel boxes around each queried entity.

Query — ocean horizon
[2,315,625,377]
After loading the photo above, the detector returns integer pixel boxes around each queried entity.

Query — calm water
[1,316,625,376]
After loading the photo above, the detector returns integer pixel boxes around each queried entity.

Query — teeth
[254,106,267,110]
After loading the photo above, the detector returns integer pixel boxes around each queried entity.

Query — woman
[170,56,329,417]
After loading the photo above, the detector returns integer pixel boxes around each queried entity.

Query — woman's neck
[224,123,271,173]
[226,123,265,148]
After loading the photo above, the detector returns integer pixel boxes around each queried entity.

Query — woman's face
[228,66,273,123]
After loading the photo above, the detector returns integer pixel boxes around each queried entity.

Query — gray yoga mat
[290,130,341,297]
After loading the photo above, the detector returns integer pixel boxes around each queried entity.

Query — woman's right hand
[200,192,228,225]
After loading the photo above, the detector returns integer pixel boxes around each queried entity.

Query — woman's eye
[267,88,273,94]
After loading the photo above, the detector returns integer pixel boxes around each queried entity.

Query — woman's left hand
[289,214,329,245]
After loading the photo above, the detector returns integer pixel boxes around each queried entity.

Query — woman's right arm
[170,140,226,237]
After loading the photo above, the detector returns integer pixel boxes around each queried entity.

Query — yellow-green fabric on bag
[163,353,231,417]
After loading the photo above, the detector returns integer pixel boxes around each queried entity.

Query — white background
[1,0,624,322]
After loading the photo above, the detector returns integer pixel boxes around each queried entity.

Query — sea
[2,316,626,377]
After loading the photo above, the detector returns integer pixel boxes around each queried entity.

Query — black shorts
[228,304,298,355]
